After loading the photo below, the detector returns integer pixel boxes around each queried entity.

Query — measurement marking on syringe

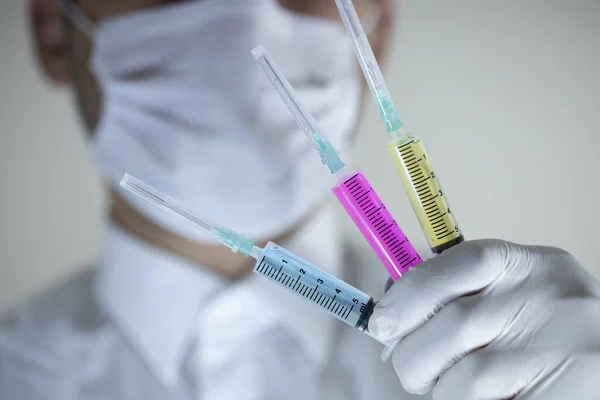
[406,163,420,170]
[415,182,429,191]
[293,278,301,290]
[366,205,381,217]
[414,178,431,190]
[438,231,455,240]
[385,235,398,245]
[351,188,362,196]
[334,304,342,315]
[275,267,283,281]
[365,207,378,218]
[397,253,409,263]
[347,182,359,190]
[390,240,405,251]
[358,197,371,207]
[383,235,395,245]
[345,174,359,182]
[328,296,337,310]
[311,286,319,300]
[432,220,446,228]
[312,288,319,299]
[368,214,380,223]
[374,220,386,230]
[356,191,369,202]
[431,211,447,219]
[398,253,411,263]
[344,305,354,319]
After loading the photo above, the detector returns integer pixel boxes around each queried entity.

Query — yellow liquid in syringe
[387,135,464,253]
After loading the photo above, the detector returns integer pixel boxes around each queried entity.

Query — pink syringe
[252,45,422,280]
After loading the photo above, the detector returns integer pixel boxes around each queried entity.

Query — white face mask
[68,0,361,242]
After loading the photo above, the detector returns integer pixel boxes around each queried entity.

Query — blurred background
[1,0,599,314]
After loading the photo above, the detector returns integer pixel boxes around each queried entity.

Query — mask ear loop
[61,0,97,38]
[360,0,384,34]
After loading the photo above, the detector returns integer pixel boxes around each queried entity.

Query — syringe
[334,0,464,254]
[120,174,377,332]
[252,45,422,281]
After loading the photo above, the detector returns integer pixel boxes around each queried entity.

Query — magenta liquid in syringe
[252,45,422,280]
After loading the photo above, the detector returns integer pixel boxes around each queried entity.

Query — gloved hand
[369,239,600,400]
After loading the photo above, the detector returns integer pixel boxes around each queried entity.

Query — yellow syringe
[334,0,463,254]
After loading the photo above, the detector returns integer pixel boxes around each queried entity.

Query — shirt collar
[95,222,225,384]
[94,205,343,385]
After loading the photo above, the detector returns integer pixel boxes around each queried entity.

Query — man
[2,0,600,399]
[2,0,408,399]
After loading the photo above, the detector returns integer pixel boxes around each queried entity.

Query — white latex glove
[369,239,600,400]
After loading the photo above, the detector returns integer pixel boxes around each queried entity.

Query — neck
[109,190,300,280]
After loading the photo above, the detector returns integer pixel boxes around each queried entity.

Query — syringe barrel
[387,135,464,253]
[253,242,374,331]
[333,172,422,279]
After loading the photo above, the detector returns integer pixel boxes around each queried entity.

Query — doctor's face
[30,0,394,133]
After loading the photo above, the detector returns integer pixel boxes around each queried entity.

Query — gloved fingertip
[392,353,436,395]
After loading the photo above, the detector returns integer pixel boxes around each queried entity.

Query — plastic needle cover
[120,174,258,257]
[252,45,346,176]
[334,0,404,134]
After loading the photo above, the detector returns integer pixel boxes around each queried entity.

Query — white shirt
[0,207,425,400]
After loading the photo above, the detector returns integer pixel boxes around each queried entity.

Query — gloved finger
[390,294,498,394]
[432,348,561,400]
[369,239,509,343]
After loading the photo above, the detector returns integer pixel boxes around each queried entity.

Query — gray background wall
[1,0,599,314]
